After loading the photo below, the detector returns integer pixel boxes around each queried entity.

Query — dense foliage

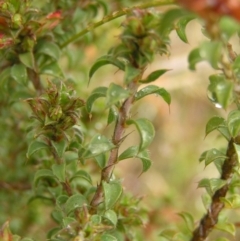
[1,0,240,241]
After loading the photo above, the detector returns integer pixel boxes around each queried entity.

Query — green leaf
[101,234,117,241]
[219,16,240,40]
[89,55,125,81]
[83,134,115,159]
[215,222,235,236]
[40,62,64,78]
[86,87,107,113]
[208,75,233,109]
[200,148,226,166]
[135,85,171,105]
[62,217,76,227]
[140,69,170,84]
[27,140,49,158]
[214,238,229,241]
[118,147,151,173]
[52,163,66,182]
[198,178,227,196]
[188,48,202,70]
[91,214,102,224]
[127,118,155,151]
[118,146,138,161]
[51,209,64,224]
[220,194,240,209]
[106,83,130,106]
[176,16,195,43]
[218,126,231,141]
[107,107,118,125]
[137,149,152,173]
[37,41,61,60]
[124,65,141,85]
[227,110,240,137]
[205,116,225,136]
[19,52,35,69]
[51,139,68,158]
[103,181,122,210]
[159,229,177,239]
[94,153,107,169]
[11,64,28,85]
[56,195,68,207]
[69,170,92,184]
[201,193,211,210]
[33,169,55,187]
[178,212,194,232]
[65,194,87,215]
[199,41,222,69]
[234,143,240,163]
[104,209,118,226]
[159,8,189,35]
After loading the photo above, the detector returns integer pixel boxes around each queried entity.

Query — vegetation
[1,0,240,241]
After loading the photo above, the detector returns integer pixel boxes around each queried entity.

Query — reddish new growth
[178,0,240,21]
[0,33,13,49]
[46,10,62,19]
[46,11,62,29]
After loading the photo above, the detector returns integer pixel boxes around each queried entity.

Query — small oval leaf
[106,83,130,106]
[33,169,55,187]
[37,41,61,60]
[227,110,240,137]
[127,118,155,151]
[104,209,118,226]
[205,116,226,136]
[83,135,115,159]
[178,212,194,232]
[141,69,170,83]
[176,16,195,43]
[11,64,28,85]
[215,222,235,236]
[52,163,66,182]
[135,85,171,105]
[86,87,107,113]
[19,52,35,69]
[65,194,87,215]
[40,62,64,78]
[103,181,122,210]
[70,170,92,184]
[89,55,125,81]
[137,149,152,173]
[27,140,49,158]
[51,139,68,158]
[118,146,139,161]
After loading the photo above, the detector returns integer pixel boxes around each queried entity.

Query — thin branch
[60,0,175,48]
[191,138,238,241]
[90,76,142,211]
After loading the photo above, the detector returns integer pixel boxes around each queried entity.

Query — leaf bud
[49,105,63,121]
[12,13,22,29]
[125,17,145,37]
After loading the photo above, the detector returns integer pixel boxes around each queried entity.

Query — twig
[191,138,238,241]
[60,0,175,48]
[90,76,142,211]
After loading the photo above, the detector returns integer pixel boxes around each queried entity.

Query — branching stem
[191,138,238,241]
[90,76,142,211]
[60,0,175,48]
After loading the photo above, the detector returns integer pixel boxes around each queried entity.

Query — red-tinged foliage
[45,11,62,29]
[46,10,62,20]
[177,0,240,21]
